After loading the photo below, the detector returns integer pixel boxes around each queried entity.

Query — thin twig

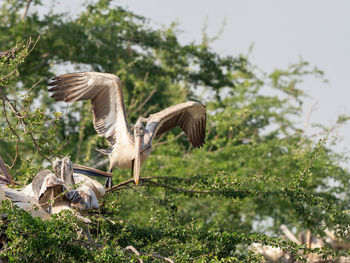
[146,253,174,263]
[21,0,33,20]
[153,131,184,147]
[143,104,158,117]
[123,246,143,263]
[136,89,157,113]
[142,179,213,194]
[2,101,20,169]
[106,177,152,193]
[0,156,15,186]
[0,37,40,82]
[280,225,301,245]
[303,101,318,132]
[25,77,43,96]
[0,85,52,163]
[92,214,116,225]
[106,176,212,194]
[0,70,18,83]
[123,245,174,263]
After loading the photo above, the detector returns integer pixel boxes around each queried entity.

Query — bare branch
[0,86,52,162]
[21,0,33,20]
[0,37,40,83]
[26,77,43,96]
[123,246,143,263]
[0,70,18,83]
[123,246,174,263]
[303,101,318,132]
[106,176,213,194]
[106,177,151,193]
[280,225,301,245]
[136,88,157,114]
[2,101,21,169]
[306,229,311,249]
[146,253,174,263]
[0,47,17,60]
[143,104,158,117]
[92,214,116,225]
[0,156,16,186]
[153,131,184,147]
[0,58,52,163]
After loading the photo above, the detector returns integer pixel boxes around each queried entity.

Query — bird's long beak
[134,135,142,185]
[73,164,113,178]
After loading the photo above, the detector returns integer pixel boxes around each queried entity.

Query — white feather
[20,183,35,198]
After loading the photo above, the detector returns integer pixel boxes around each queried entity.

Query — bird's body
[110,142,150,169]
[48,72,206,185]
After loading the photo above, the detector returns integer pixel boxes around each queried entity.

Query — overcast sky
[34,0,350,168]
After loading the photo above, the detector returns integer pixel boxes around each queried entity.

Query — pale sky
[34,0,350,168]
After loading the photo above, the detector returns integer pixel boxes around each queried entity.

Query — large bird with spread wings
[48,72,206,186]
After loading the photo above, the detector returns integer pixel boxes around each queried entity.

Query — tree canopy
[1,0,350,262]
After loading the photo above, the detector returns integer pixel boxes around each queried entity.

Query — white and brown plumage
[1,184,51,220]
[48,72,206,185]
[21,157,106,213]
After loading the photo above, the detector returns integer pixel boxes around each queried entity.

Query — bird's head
[53,157,74,187]
[134,118,145,137]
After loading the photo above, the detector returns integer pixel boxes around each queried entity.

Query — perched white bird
[21,157,107,214]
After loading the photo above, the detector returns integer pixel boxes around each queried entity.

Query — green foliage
[0,201,91,262]
[1,0,350,262]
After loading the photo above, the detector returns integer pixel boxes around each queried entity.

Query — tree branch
[21,0,33,20]
[0,156,16,186]
[280,225,301,245]
[0,76,52,163]
[153,131,184,147]
[2,100,20,169]
[106,176,214,195]
[123,245,174,263]
[123,246,143,263]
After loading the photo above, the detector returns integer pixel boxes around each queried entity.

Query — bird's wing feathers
[144,101,206,148]
[48,72,126,146]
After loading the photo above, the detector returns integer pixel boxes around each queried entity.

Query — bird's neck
[62,173,75,190]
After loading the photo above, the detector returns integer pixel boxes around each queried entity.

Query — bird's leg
[105,168,113,188]
[131,160,134,179]
[48,189,54,214]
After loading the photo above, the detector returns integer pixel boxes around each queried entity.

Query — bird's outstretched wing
[144,101,206,148]
[48,72,128,146]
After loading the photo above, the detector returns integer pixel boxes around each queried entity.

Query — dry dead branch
[21,0,33,20]
[122,245,174,263]
[123,246,143,263]
[0,156,16,186]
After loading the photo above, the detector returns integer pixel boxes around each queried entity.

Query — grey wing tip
[50,93,71,103]
[50,93,62,100]
[48,86,59,92]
